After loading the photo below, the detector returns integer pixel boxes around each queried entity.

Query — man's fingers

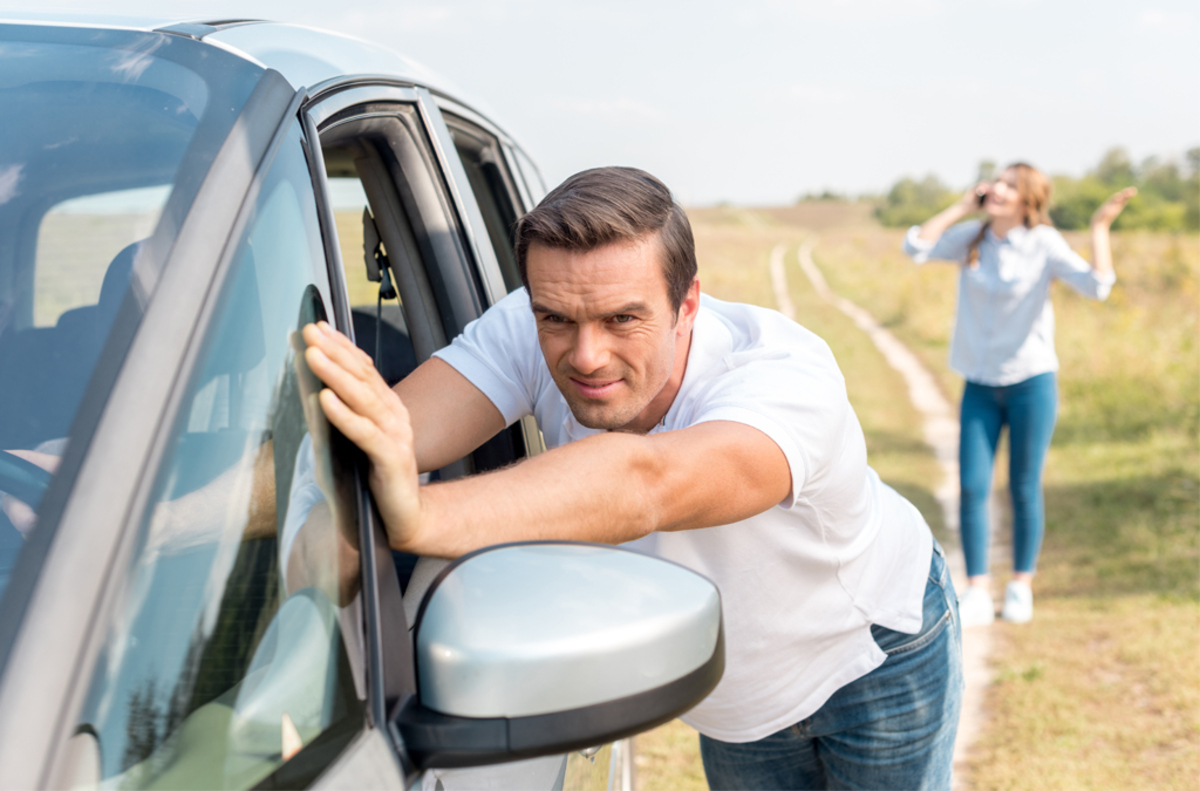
[317,388,397,458]
[305,344,400,425]
[307,322,375,377]
[317,320,374,364]
[302,322,376,380]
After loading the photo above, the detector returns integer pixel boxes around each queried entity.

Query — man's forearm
[395,432,663,557]
[384,420,790,559]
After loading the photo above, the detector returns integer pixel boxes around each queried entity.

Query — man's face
[526,235,698,433]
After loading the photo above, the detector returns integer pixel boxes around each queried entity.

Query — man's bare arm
[408,421,789,557]
[302,321,791,558]
[395,357,506,473]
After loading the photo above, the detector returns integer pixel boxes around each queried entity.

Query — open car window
[71,120,365,790]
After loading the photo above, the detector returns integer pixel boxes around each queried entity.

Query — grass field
[635,204,1199,791]
[810,216,1199,790]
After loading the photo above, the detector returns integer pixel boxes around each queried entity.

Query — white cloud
[1138,8,1195,30]
[765,0,942,21]
[107,34,165,81]
[786,83,852,104]
[0,164,22,206]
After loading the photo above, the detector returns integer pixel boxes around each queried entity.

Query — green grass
[793,212,1200,790]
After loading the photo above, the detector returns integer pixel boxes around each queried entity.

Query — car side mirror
[390,542,723,770]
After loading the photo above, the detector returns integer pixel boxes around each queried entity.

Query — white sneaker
[958,586,995,627]
[1001,581,1034,624]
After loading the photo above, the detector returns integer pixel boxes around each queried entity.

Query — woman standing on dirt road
[903,163,1135,627]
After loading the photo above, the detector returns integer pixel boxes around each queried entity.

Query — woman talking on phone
[903,163,1135,627]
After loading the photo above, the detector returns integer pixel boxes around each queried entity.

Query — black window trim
[300,101,419,741]
[442,112,526,221]
[413,88,508,311]
[430,96,537,216]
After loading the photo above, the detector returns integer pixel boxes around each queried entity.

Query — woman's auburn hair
[967,162,1054,266]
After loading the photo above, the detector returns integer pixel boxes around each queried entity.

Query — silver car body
[0,16,678,791]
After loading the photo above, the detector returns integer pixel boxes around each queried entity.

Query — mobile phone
[976,189,987,207]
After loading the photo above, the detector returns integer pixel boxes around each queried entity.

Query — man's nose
[569,323,610,374]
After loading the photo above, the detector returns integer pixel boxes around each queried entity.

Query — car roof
[0,14,480,117]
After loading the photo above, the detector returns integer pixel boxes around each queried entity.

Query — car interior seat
[349,304,418,387]
[0,240,138,450]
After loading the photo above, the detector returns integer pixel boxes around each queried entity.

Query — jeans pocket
[877,607,952,657]
[872,547,953,656]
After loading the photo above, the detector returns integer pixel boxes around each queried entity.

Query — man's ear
[675,278,700,335]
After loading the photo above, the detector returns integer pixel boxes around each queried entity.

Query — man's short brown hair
[515,167,697,313]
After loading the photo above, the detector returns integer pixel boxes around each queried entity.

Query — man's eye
[611,314,635,324]
[542,314,567,324]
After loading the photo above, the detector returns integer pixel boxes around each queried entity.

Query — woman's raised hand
[1091,187,1138,228]
[917,182,990,242]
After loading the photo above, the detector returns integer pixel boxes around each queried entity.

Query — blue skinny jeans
[959,372,1057,577]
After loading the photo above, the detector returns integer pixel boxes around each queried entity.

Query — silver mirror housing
[392,542,723,769]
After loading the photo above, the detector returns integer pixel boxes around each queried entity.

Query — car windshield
[0,25,264,601]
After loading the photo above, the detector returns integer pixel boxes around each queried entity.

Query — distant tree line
[872,147,1200,231]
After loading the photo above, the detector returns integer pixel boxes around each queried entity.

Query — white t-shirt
[433,290,933,743]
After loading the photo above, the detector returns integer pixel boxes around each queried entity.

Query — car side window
[318,103,519,479]
[72,121,365,790]
[512,147,547,205]
[443,115,525,293]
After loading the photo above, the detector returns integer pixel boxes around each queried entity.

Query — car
[0,16,724,791]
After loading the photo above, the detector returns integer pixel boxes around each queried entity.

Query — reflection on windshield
[0,26,262,601]
[72,130,365,788]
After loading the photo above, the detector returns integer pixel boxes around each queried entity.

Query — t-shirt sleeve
[687,345,864,510]
[431,289,543,426]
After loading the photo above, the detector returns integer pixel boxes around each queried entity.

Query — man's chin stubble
[565,399,640,431]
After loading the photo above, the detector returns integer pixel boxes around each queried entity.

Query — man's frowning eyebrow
[530,301,652,318]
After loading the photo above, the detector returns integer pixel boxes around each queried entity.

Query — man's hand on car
[301,321,424,550]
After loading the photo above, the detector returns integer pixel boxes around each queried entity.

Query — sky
[5,0,1198,205]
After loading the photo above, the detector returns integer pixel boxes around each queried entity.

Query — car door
[304,84,585,791]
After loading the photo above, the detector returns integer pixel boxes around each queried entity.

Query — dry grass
[333,210,378,308]
[970,597,1199,790]
[637,203,1199,791]
[634,720,708,791]
[780,207,1200,790]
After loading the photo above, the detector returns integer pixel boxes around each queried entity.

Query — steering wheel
[0,450,53,513]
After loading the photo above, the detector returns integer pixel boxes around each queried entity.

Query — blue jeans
[959,372,1057,577]
[699,543,962,791]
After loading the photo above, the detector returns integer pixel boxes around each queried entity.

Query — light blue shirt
[903,221,1114,386]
